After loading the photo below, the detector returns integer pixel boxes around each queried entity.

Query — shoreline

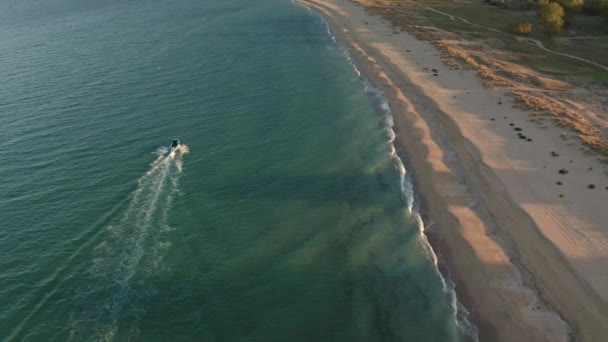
[297,0,608,341]
[305,8,481,336]
[297,1,518,339]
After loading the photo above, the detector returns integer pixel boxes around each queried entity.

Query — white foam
[68,143,188,341]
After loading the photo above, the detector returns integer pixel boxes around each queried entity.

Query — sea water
[0,0,472,340]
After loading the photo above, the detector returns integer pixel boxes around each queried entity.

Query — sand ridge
[298,0,608,341]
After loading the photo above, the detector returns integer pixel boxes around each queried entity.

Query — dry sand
[298,0,608,341]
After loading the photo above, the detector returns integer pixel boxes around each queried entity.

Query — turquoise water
[0,0,471,340]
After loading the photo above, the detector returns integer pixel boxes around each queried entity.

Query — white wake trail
[68,144,188,342]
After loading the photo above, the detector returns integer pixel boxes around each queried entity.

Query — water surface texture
[0,0,469,340]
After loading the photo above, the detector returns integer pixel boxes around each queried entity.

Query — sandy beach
[298,0,608,341]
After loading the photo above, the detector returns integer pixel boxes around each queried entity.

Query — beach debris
[431,68,438,73]
[588,184,596,189]
[498,101,502,105]
[527,138,533,142]
[559,194,564,198]
[509,123,514,126]
[491,118,495,121]
[587,167,593,171]
[551,151,559,157]
[514,127,522,131]
[558,168,569,174]
[569,160,573,163]
[433,73,438,77]
[556,181,563,185]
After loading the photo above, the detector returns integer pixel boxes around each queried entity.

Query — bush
[539,2,566,33]
[512,20,533,34]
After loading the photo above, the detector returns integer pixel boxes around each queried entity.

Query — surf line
[298,4,479,341]
[69,143,188,341]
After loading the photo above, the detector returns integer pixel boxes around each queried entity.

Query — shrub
[539,2,566,33]
[512,20,533,34]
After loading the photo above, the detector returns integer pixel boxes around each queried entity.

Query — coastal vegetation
[539,2,566,33]
[357,0,608,159]
[487,0,606,35]
[512,20,533,34]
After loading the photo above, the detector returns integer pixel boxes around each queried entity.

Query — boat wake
[68,143,188,341]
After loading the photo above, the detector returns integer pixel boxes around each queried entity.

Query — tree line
[539,0,605,34]
[496,0,608,35]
